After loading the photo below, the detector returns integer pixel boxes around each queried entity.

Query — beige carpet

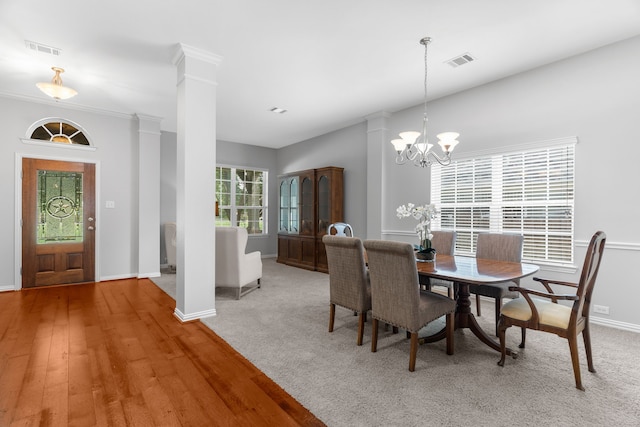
[152,259,640,427]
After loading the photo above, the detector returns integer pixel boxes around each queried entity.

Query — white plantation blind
[431,143,575,265]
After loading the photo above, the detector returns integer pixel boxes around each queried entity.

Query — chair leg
[371,319,379,353]
[237,288,241,300]
[568,335,585,391]
[409,332,418,372]
[476,294,482,316]
[257,278,261,288]
[328,303,335,333]
[446,312,454,355]
[494,297,502,337]
[583,323,596,373]
[357,313,365,346]
[497,320,508,367]
[519,327,526,349]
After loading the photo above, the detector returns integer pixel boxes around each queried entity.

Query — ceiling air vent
[445,53,475,68]
[25,40,62,56]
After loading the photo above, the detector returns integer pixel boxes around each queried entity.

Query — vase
[415,250,436,263]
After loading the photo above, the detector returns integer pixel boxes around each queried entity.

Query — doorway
[22,158,96,288]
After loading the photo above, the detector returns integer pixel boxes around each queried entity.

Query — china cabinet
[277,166,343,272]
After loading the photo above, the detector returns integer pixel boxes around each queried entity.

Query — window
[431,141,575,265]
[27,118,91,145]
[216,166,267,235]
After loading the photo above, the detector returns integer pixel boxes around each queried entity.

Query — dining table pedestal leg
[420,282,515,357]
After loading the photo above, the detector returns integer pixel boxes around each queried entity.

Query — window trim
[216,164,268,235]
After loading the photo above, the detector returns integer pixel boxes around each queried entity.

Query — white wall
[0,96,141,286]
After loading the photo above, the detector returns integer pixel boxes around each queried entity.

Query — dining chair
[322,235,371,346]
[469,233,524,335]
[497,231,606,391]
[363,239,455,372]
[420,230,457,297]
[327,222,354,237]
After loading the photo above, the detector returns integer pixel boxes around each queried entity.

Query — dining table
[416,254,539,356]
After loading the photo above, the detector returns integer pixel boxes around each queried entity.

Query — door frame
[14,153,101,290]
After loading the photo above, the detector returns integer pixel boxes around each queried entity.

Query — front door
[22,158,96,288]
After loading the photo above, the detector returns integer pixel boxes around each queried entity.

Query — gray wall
[1,97,140,286]
[277,122,368,237]
[381,36,640,329]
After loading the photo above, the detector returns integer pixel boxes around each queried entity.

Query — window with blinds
[431,143,575,265]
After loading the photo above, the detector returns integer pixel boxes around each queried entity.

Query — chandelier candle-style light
[36,67,78,100]
[391,37,460,167]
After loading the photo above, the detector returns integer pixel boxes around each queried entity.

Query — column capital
[172,43,223,67]
[365,111,392,133]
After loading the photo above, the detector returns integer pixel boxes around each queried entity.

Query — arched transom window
[27,118,92,146]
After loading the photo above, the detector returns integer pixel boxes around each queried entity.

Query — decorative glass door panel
[301,176,314,235]
[317,175,330,233]
[279,179,290,232]
[37,170,84,243]
[289,177,299,233]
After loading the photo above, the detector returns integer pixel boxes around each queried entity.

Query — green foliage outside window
[216,167,266,234]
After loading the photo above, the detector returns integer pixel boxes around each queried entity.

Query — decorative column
[365,112,391,239]
[136,114,162,279]
[172,44,223,322]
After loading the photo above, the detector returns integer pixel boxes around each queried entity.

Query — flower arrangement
[396,203,439,255]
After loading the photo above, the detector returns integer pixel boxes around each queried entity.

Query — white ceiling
[1,0,639,149]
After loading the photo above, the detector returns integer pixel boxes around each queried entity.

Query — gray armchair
[363,239,455,372]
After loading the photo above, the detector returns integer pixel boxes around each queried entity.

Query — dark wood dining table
[416,254,539,355]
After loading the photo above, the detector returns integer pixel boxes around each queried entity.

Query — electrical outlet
[105,200,115,209]
[593,304,609,315]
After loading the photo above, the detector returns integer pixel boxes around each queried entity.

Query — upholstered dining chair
[322,235,371,346]
[497,231,606,391]
[327,222,354,237]
[421,231,457,297]
[469,233,524,335]
[363,239,455,372]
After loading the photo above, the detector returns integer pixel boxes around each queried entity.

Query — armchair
[215,227,262,299]
[497,231,606,390]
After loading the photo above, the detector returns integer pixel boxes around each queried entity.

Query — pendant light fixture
[391,37,459,167]
[36,67,78,100]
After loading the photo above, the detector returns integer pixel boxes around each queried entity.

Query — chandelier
[391,37,459,167]
[36,67,78,100]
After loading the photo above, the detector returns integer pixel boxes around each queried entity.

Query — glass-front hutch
[277,166,344,272]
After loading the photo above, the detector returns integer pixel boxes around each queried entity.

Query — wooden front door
[22,158,96,288]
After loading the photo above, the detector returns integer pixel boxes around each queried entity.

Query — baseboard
[100,273,136,281]
[590,316,640,333]
[138,272,161,279]
[0,285,16,292]
[174,307,217,322]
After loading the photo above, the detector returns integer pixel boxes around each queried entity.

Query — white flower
[397,202,439,250]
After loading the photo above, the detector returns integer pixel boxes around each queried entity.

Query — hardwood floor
[0,278,325,426]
